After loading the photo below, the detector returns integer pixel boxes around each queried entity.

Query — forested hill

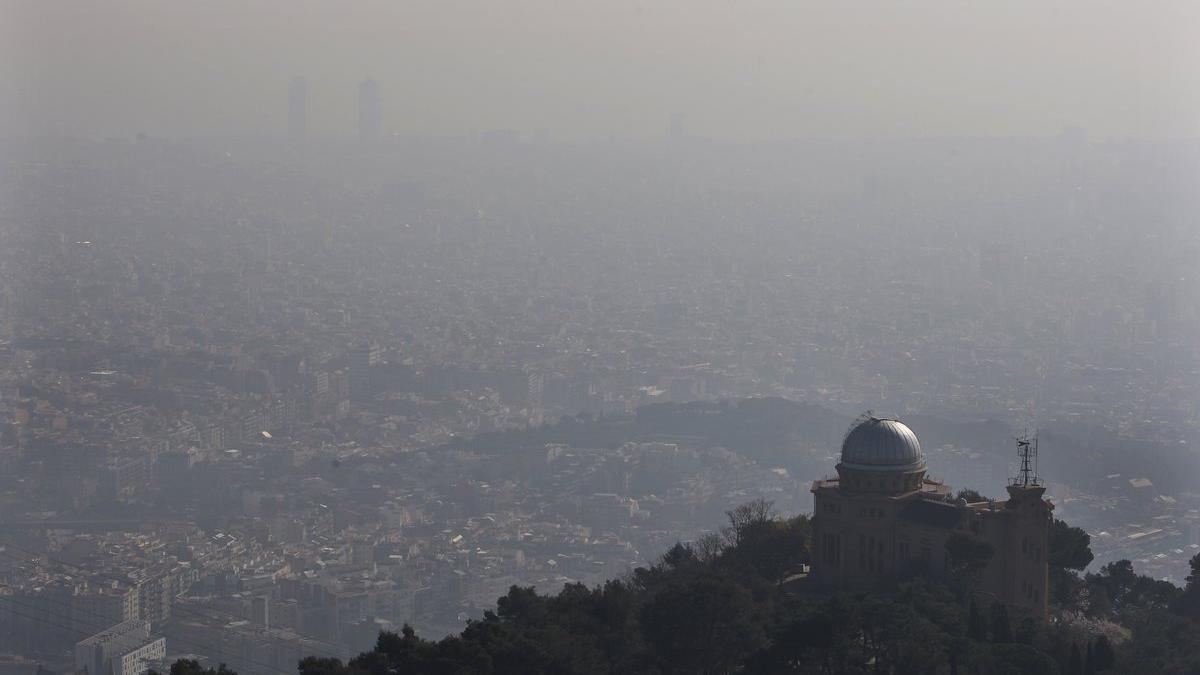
[297,512,1200,674]
[154,502,1200,675]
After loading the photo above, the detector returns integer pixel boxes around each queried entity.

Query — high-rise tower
[349,343,381,404]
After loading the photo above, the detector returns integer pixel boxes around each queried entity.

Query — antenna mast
[1013,431,1040,487]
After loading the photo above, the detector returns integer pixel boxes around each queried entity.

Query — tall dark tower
[1004,432,1052,619]
[288,77,307,142]
[358,78,381,143]
[349,343,381,405]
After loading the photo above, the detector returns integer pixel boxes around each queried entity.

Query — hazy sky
[3,0,1199,141]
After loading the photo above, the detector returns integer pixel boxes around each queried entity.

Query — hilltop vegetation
[286,500,1200,674]
[153,499,1200,674]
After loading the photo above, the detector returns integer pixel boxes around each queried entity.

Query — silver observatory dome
[838,416,925,472]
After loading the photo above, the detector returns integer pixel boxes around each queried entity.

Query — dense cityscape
[2,2,1200,671]
[0,127,1196,673]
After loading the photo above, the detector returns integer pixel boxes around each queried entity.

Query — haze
[4,2,1200,672]
[3,0,1200,140]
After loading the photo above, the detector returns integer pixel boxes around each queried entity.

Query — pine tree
[1176,553,1200,617]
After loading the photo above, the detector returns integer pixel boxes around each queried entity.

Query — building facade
[75,619,165,675]
[811,415,1052,617]
[349,343,381,404]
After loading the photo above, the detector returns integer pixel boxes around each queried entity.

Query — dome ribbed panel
[839,417,923,470]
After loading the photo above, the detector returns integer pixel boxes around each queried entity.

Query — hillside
[148,501,1200,675]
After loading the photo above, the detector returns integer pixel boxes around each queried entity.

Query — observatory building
[810,415,1052,617]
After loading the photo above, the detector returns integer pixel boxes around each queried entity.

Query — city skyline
[2,2,1199,673]
[3,1,1199,141]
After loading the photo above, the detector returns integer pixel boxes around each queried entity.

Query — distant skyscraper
[527,372,544,427]
[288,77,307,142]
[349,343,381,403]
[358,78,381,143]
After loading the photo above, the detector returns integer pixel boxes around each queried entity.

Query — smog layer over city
[2,2,1199,674]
